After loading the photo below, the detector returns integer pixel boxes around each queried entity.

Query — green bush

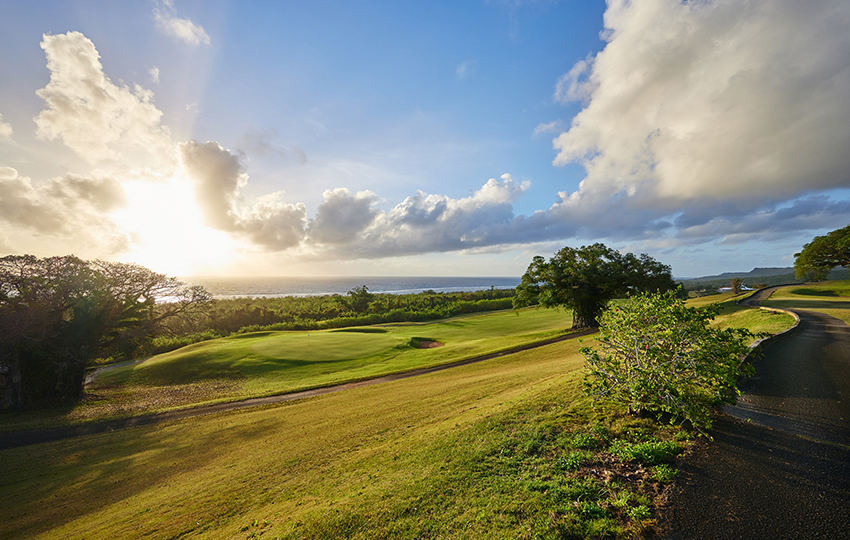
[581,290,754,432]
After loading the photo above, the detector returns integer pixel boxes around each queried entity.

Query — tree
[513,243,676,329]
[794,224,850,281]
[730,277,743,294]
[0,255,210,410]
[335,285,375,314]
[581,290,754,433]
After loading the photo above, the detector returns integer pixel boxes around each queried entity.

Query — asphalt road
[660,291,850,539]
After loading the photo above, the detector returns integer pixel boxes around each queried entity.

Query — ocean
[183,276,522,299]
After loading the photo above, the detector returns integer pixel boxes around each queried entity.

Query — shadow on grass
[789,287,843,297]
[765,298,850,310]
[0,415,282,539]
[330,328,388,334]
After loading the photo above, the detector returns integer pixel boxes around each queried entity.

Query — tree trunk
[0,359,23,411]
[571,309,600,329]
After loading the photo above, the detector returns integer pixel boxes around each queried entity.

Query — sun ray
[113,175,239,276]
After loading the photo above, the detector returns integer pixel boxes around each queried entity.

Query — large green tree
[794,224,850,281]
[514,243,676,329]
[0,255,210,410]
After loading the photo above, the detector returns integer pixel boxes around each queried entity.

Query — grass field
[704,292,797,337]
[761,280,850,325]
[0,295,798,539]
[0,308,576,431]
[1,338,687,539]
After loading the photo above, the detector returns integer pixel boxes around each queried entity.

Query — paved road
[660,289,850,539]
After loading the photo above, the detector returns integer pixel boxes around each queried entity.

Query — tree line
[0,255,514,410]
[0,255,209,410]
[4,225,842,413]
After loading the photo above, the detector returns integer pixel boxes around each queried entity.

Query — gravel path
[659,288,850,539]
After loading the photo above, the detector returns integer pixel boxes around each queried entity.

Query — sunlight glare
[113,176,239,276]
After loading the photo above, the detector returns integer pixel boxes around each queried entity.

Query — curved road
[660,288,850,539]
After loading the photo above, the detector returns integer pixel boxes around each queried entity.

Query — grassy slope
[0,297,796,539]
[36,308,572,427]
[699,292,797,338]
[1,339,678,540]
[761,281,850,325]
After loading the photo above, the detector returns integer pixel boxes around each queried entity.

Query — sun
[113,175,240,276]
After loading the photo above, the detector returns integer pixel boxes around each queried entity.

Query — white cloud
[34,32,173,167]
[456,60,477,79]
[553,55,595,104]
[312,174,537,258]
[532,120,564,137]
[0,166,130,253]
[307,188,379,244]
[179,140,306,250]
[8,18,850,268]
[153,0,210,46]
[149,66,160,84]
[551,0,850,209]
[0,113,12,141]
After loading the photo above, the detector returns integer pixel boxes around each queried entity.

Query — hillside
[680,267,849,290]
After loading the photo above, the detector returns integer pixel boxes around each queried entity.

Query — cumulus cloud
[312,174,540,258]
[34,32,173,167]
[179,140,306,250]
[0,113,12,141]
[551,0,850,210]
[149,66,160,84]
[153,0,210,46]
[0,166,130,251]
[308,188,379,244]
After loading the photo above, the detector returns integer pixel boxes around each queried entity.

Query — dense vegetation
[148,285,517,357]
[582,291,754,433]
[794,223,850,281]
[0,254,518,411]
[514,243,677,328]
[0,255,209,410]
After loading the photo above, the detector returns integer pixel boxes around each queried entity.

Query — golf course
[0,294,797,539]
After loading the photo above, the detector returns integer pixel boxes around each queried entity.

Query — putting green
[249,331,404,361]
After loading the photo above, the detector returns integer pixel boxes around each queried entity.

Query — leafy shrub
[581,290,754,432]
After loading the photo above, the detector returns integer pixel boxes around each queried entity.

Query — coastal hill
[680,267,849,290]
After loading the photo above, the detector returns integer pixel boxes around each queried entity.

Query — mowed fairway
[761,280,850,325]
[0,297,797,538]
[2,339,604,540]
[84,308,574,419]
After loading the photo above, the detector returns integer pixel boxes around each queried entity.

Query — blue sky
[0,0,848,278]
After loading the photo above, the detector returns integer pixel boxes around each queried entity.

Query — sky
[0,0,848,279]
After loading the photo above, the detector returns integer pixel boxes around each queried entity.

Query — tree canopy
[513,243,676,329]
[0,255,210,410]
[794,224,850,281]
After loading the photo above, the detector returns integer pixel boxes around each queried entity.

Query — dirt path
[0,328,596,450]
[659,287,850,539]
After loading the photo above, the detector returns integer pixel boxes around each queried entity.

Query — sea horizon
[182,276,522,299]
